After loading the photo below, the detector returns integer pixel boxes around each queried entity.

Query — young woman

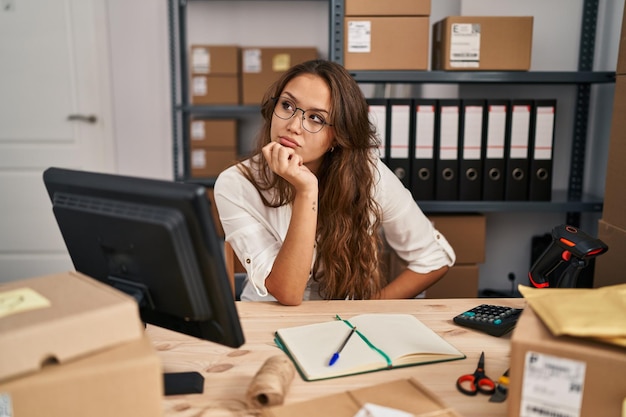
[214,59,455,305]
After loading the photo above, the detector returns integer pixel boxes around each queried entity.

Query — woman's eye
[309,113,325,125]
[281,100,295,111]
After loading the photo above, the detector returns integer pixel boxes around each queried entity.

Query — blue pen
[328,326,357,366]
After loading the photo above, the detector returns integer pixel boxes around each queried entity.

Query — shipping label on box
[449,23,481,68]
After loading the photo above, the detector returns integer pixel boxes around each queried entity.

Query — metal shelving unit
[169,0,613,217]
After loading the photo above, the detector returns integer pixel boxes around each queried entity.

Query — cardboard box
[190,45,239,75]
[345,0,430,16]
[261,378,462,417]
[508,307,626,417]
[0,271,144,382]
[428,213,486,264]
[190,45,240,105]
[425,264,479,298]
[190,147,238,178]
[241,47,318,105]
[432,16,533,71]
[0,336,163,417]
[344,17,429,70]
[190,119,237,148]
[603,75,626,230]
[594,218,626,288]
[191,74,240,105]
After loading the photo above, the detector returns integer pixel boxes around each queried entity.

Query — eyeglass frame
[271,96,333,134]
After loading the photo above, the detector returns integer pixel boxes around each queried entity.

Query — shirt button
[246,258,251,264]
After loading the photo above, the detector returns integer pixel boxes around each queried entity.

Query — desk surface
[147,298,526,417]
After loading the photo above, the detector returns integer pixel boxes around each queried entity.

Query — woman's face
[270,73,334,174]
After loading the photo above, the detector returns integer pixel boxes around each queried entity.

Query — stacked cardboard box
[0,271,163,417]
[432,16,533,71]
[189,118,238,178]
[594,6,626,288]
[343,0,431,70]
[190,45,240,105]
[385,214,486,298]
[241,47,318,105]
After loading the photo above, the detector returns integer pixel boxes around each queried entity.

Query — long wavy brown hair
[238,59,383,299]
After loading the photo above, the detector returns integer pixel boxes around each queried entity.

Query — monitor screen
[43,167,245,348]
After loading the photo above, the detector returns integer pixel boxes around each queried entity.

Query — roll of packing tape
[246,355,296,409]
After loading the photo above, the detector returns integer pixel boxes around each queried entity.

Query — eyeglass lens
[273,97,329,133]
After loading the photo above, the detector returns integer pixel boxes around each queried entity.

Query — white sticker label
[192,76,207,96]
[243,49,262,73]
[0,393,13,417]
[450,23,480,68]
[191,121,205,140]
[347,21,371,53]
[520,351,586,417]
[192,48,210,74]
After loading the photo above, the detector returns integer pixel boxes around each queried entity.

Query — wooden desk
[148,298,526,417]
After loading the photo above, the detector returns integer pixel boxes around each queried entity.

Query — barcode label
[519,352,585,417]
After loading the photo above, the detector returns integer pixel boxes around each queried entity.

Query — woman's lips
[279,137,299,148]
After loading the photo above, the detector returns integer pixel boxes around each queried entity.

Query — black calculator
[453,304,523,337]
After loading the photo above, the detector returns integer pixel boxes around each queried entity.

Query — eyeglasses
[272,96,333,133]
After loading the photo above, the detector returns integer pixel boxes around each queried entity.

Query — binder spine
[459,100,485,201]
[411,100,438,201]
[482,100,509,201]
[505,101,533,201]
[388,99,413,188]
[435,100,460,201]
[528,100,557,201]
[367,99,389,164]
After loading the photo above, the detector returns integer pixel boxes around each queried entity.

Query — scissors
[456,352,496,396]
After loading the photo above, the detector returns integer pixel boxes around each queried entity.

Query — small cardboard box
[425,264,479,298]
[190,147,238,178]
[594,218,626,288]
[0,336,163,417]
[0,271,145,382]
[261,378,462,417]
[344,17,429,70]
[428,213,486,264]
[241,47,318,105]
[345,0,430,16]
[603,75,626,230]
[190,119,237,148]
[432,16,533,71]
[190,45,240,105]
[508,307,626,417]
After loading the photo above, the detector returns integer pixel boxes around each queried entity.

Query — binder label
[440,106,459,160]
[463,106,483,160]
[510,105,531,158]
[391,105,410,158]
[347,21,372,53]
[369,105,386,158]
[415,105,435,159]
[450,23,480,68]
[534,106,555,160]
[486,105,506,159]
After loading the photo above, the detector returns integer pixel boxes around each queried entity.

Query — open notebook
[275,313,465,381]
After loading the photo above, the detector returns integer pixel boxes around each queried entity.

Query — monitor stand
[163,371,205,396]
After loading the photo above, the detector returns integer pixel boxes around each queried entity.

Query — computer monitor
[43,167,245,349]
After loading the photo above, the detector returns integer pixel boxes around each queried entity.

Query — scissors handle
[456,374,496,396]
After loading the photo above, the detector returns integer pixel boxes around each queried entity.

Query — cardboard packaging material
[594,218,626,288]
[432,16,533,71]
[190,147,238,178]
[603,75,626,230]
[428,213,486,264]
[425,264,479,298]
[508,307,626,417]
[190,45,240,105]
[241,47,318,105]
[344,17,429,70]
[345,0,430,16]
[0,271,144,382]
[190,119,237,148]
[261,378,462,417]
[0,336,164,417]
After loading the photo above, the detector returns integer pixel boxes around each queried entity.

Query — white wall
[105,0,624,293]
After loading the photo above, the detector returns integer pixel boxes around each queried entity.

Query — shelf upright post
[168,0,181,180]
[567,0,599,227]
[329,0,344,65]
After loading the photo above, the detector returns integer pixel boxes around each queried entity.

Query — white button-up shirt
[214,157,456,301]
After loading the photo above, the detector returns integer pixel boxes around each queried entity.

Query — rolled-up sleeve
[375,160,456,273]
[214,165,287,299]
